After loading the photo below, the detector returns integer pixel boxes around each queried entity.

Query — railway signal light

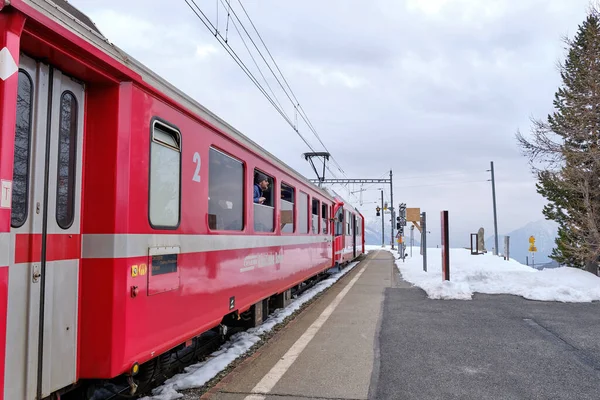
[376,206,381,216]
[399,203,407,217]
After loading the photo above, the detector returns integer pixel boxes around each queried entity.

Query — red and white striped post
[441,210,450,281]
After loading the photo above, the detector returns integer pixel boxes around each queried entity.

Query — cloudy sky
[69,0,591,246]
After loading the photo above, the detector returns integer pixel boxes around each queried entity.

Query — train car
[329,189,365,266]
[0,1,365,399]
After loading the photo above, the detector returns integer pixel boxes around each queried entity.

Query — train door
[5,54,85,400]
[352,214,357,258]
[333,206,344,264]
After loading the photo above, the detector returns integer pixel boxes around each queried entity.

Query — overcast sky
[69,0,591,246]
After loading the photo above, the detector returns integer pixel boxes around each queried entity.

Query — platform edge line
[243,259,371,400]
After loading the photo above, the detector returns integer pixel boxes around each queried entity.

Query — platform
[195,250,600,400]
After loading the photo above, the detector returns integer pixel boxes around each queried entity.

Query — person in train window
[254,173,269,204]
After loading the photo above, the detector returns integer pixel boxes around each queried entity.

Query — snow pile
[142,261,359,400]
[391,247,600,303]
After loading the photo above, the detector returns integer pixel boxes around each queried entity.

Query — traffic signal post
[396,203,407,261]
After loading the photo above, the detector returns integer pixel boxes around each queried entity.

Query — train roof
[13,0,342,202]
[47,0,103,36]
[324,188,362,215]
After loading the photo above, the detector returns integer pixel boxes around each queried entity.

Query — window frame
[55,90,79,230]
[280,181,296,234]
[321,203,329,235]
[311,197,320,234]
[207,146,246,232]
[253,168,276,233]
[346,211,351,235]
[335,207,344,237]
[148,117,182,230]
[11,69,34,229]
[298,190,309,234]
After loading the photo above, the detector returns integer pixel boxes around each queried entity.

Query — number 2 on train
[192,152,201,182]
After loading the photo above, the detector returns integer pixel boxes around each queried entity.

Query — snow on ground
[141,261,360,400]
[382,246,600,303]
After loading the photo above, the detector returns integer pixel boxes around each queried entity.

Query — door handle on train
[32,264,41,283]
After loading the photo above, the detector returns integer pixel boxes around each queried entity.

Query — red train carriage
[0,1,364,399]
[329,189,365,265]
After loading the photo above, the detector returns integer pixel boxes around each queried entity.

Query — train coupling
[127,376,138,396]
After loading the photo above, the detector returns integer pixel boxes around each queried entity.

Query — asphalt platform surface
[196,250,600,400]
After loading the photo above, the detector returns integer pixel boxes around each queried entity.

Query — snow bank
[142,261,360,400]
[390,247,600,303]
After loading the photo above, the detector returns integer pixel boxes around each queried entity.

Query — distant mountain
[485,219,558,267]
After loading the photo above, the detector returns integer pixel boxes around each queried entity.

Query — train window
[298,191,309,234]
[11,70,33,228]
[281,183,295,233]
[335,208,343,236]
[208,148,244,231]
[346,211,351,235]
[321,204,328,234]
[253,169,274,232]
[311,199,320,234]
[149,120,181,228]
[56,91,78,229]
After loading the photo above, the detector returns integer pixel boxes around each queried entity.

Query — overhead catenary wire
[394,171,487,181]
[233,0,347,177]
[184,1,293,128]
[218,0,286,115]
[184,0,344,180]
[183,1,341,178]
[394,180,489,190]
[187,0,348,178]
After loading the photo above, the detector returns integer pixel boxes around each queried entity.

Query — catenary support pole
[421,212,427,272]
[410,225,414,257]
[390,169,394,250]
[490,161,499,255]
[381,190,385,247]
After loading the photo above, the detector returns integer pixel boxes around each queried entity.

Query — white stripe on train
[82,234,336,259]
[0,232,9,266]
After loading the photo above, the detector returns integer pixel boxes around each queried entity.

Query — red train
[0,1,365,399]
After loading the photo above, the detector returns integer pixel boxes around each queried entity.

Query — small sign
[407,208,421,222]
[139,264,147,276]
[152,254,178,275]
[529,236,535,244]
[529,245,537,252]
[131,265,139,277]
[1,180,12,209]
